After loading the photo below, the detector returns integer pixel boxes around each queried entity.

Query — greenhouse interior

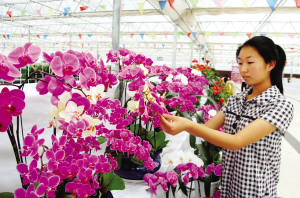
[0,0,300,198]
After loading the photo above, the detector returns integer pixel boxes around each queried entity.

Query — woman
[159,36,294,198]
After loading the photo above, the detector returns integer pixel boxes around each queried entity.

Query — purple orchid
[118,47,130,56]
[77,184,95,198]
[16,160,39,185]
[145,58,153,67]
[128,77,145,91]
[214,164,222,176]
[95,162,111,174]
[0,87,26,117]
[143,157,156,171]
[166,170,179,187]
[0,54,22,82]
[36,175,60,198]
[106,48,118,63]
[48,77,71,97]
[20,135,45,161]
[14,184,38,198]
[36,75,52,95]
[183,172,190,186]
[8,43,41,68]
[45,149,65,172]
[79,67,97,90]
[65,182,84,197]
[0,109,12,132]
[205,163,215,175]
[159,177,168,192]
[134,54,146,65]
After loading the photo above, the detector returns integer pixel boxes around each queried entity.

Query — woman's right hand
[159,114,191,135]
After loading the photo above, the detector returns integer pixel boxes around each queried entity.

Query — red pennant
[37,35,40,39]
[53,43,55,46]
[295,0,300,8]
[80,6,88,11]
[3,35,6,39]
[78,34,82,39]
[130,33,134,38]
[246,33,252,38]
[188,32,191,37]
[153,44,156,49]
[168,0,175,10]
[7,11,12,17]
[82,43,84,48]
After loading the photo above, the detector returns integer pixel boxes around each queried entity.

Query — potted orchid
[0,43,165,197]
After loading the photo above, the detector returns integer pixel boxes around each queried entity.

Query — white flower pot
[195,180,220,197]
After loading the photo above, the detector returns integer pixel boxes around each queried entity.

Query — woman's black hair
[236,36,286,94]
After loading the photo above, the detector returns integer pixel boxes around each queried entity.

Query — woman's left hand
[159,114,191,135]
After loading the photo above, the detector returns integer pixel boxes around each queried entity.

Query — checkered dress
[220,85,294,198]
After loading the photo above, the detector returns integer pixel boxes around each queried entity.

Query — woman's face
[238,46,274,86]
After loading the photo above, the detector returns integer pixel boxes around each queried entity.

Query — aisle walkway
[235,80,300,198]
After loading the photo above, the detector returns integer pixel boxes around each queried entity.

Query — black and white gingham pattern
[220,85,294,198]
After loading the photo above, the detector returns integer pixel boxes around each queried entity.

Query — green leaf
[64,196,75,198]
[114,82,121,100]
[180,111,192,121]
[204,174,213,197]
[156,140,169,150]
[165,92,178,99]
[0,192,14,198]
[178,177,188,197]
[147,131,166,149]
[114,154,123,169]
[103,170,114,187]
[97,136,107,144]
[108,174,125,191]
[190,134,196,150]
[195,113,205,124]
[130,158,143,166]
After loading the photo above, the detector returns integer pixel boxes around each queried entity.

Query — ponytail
[271,45,286,94]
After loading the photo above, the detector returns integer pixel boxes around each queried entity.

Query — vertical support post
[28,26,30,43]
[190,42,194,66]
[97,43,99,61]
[111,0,121,74]
[290,61,294,82]
[199,48,202,63]
[172,20,178,69]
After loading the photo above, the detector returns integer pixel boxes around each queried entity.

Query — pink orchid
[0,54,22,82]
[50,52,79,78]
[8,43,41,68]
[36,175,60,198]
[166,170,179,187]
[79,67,97,90]
[106,48,118,63]
[14,184,38,198]
[134,54,146,65]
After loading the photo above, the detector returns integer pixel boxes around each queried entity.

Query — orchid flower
[0,54,22,82]
[8,43,41,68]
[59,101,85,122]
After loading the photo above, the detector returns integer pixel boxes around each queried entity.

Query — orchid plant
[0,43,167,197]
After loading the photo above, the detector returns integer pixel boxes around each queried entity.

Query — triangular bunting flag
[241,0,250,8]
[99,5,106,9]
[21,10,28,16]
[29,34,33,38]
[201,44,205,50]
[232,32,239,38]
[137,2,145,15]
[219,32,224,36]
[14,34,17,38]
[177,32,182,39]
[171,44,173,49]
[80,6,88,11]
[180,44,184,49]
[69,34,73,38]
[140,33,144,40]
[210,44,214,49]
[205,32,211,39]
[260,33,266,36]
[188,32,192,37]
[189,44,192,49]
[120,33,123,39]
[7,11,12,18]
[295,0,300,8]
[164,33,169,39]
[266,0,277,11]
[82,43,84,48]
[68,43,71,47]
[121,4,125,14]
[189,0,199,8]
[129,44,132,48]
[21,34,24,38]
[88,34,93,37]
[274,33,280,39]
[153,44,156,49]
[214,0,224,8]
[159,1,167,11]
[6,35,10,39]
[288,34,295,39]
[151,33,156,39]
[62,34,65,37]
[130,33,134,38]
[246,33,252,38]
[64,7,70,16]
[47,8,55,17]
[78,34,82,39]
[169,0,175,10]
[36,10,42,19]
[37,35,40,39]
[220,44,223,48]
[162,44,165,48]
[98,34,103,39]
[109,34,112,38]
[146,44,148,48]
[192,32,197,38]
[123,44,126,48]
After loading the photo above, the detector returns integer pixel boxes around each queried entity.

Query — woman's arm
[159,114,277,151]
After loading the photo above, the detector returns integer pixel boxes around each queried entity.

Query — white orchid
[162,149,204,168]
[139,64,149,76]
[208,109,217,117]
[175,73,188,85]
[84,84,106,104]
[58,91,72,104]
[127,101,139,112]
[59,101,85,122]
[48,102,65,129]
[162,152,181,167]
[81,114,102,138]
[191,69,202,76]
[166,74,174,82]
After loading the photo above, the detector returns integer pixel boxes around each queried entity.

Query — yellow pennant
[137,2,145,15]
[14,34,18,38]
[241,0,250,8]
[98,34,102,39]
[150,33,156,39]
[47,8,55,17]
[205,32,211,39]
[274,33,280,39]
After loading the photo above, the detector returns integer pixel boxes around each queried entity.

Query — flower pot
[100,191,114,198]
[195,180,220,197]
[114,150,162,180]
